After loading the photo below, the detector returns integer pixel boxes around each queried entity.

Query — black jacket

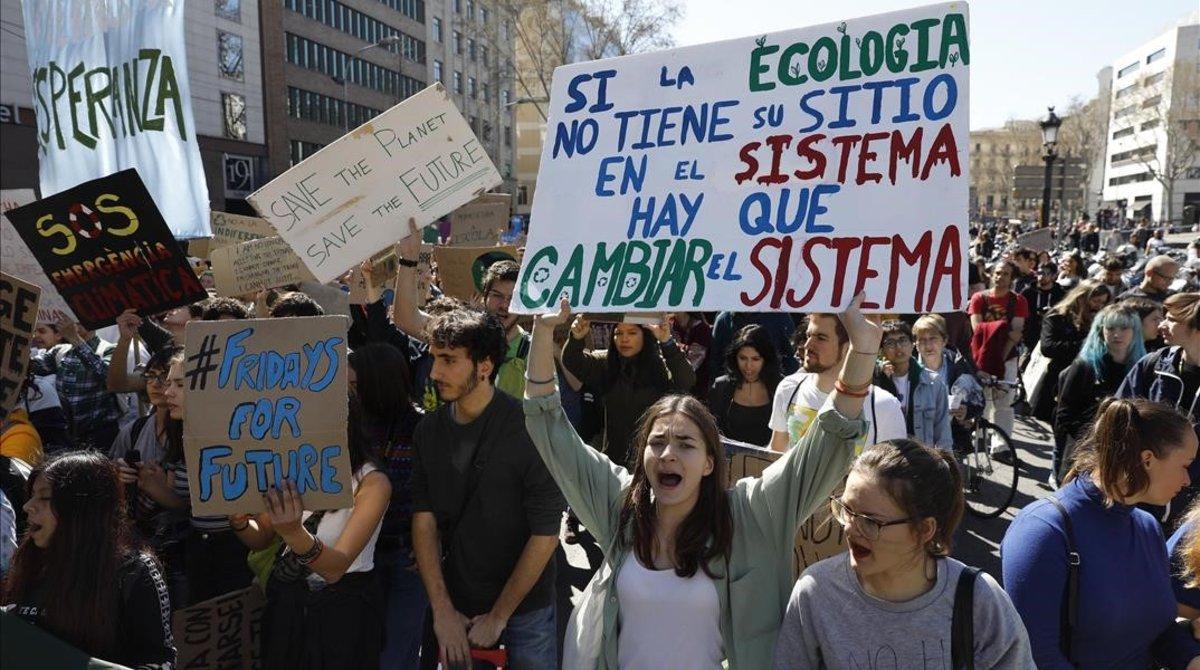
[1020,283,1066,350]
[1030,312,1085,421]
[1053,355,1127,447]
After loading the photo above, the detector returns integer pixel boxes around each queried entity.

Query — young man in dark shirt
[1020,262,1066,350]
[412,307,564,670]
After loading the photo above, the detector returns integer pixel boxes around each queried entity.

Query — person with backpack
[1002,399,1200,669]
[772,440,1032,669]
[968,261,1028,456]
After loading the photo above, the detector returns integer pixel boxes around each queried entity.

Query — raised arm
[560,317,608,390]
[393,218,431,341]
[107,310,147,394]
[649,315,696,391]
[525,299,630,546]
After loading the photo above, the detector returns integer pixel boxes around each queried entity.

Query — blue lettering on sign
[197,443,346,501]
[228,397,303,440]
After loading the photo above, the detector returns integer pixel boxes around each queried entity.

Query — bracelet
[524,372,555,385]
[231,520,250,532]
[296,537,324,565]
[396,258,419,268]
[834,380,870,398]
[849,349,880,356]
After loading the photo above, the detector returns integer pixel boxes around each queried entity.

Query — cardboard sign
[3,170,208,329]
[182,317,353,515]
[0,273,40,417]
[513,3,970,314]
[1016,227,1054,253]
[172,587,266,670]
[188,212,277,259]
[1,189,73,324]
[247,83,503,283]
[725,440,846,574]
[210,236,317,297]
[450,193,511,247]
[433,246,519,299]
[297,282,352,318]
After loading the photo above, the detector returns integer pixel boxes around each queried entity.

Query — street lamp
[1039,106,1062,229]
[331,35,403,131]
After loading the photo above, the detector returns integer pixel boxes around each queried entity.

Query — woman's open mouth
[848,538,872,561]
[657,473,682,490]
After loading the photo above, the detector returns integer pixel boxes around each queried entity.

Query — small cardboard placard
[172,587,266,670]
[210,236,317,297]
[182,316,353,515]
[432,245,518,299]
[189,211,277,259]
[449,193,511,247]
[0,273,41,417]
[1,189,73,324]
[3,169,207,329]
[726,441,846,574]
[247,83,502,283]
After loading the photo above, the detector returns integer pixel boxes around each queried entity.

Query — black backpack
[950,566,981,670]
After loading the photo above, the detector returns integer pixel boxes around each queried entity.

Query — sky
[671,0,1197,130]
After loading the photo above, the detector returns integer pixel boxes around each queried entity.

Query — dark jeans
[420,603,557,670]
[380,556,428,670]
[184,528,252,606]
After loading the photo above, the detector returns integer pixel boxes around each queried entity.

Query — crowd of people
[4,212,1200,669]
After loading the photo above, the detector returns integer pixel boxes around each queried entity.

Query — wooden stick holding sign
[182,317,353,515]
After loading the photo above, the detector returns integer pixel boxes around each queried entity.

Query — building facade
[422,0,517,200]
[0,0,269,213]
[968,121,1044,220]
[1100,12,1200,227]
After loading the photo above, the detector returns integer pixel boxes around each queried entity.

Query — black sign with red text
[4,169,206,329]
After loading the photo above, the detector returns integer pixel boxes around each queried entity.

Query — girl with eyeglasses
[773,440,1032,669]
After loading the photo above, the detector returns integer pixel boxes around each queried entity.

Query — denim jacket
[523,393,865,669]
[874,358,953,451]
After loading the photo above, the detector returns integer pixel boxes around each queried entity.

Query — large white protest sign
[20,1,211,239]
[248,84,502,284]
[1,189,74,323]
[513,3,969,314]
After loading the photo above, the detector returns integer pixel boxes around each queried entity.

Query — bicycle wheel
[962,419,1020,518]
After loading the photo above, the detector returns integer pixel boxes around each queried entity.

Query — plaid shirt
[30,337,121,437]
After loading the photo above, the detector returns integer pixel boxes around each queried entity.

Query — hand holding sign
[263,480,305,536]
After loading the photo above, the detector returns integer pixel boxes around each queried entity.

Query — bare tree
[1057,94,1108,210]
[1119,65,1200,225]
[460,0,682,121]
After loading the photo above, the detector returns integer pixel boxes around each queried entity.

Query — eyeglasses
[881,338,911,349]
[140,372,168,385]
[828,496,915,541]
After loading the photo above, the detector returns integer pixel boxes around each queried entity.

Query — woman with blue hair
[1051,304,1146,484]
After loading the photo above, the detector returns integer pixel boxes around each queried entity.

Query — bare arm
[1003,316,1025,359]
[107,310,145,393]
[770,429,790,453]
[830,294,882,420]
[393,219,431,341]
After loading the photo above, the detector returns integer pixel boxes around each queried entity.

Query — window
[1141,95,1161,109]
[518,185,528,205]
[467,0,474,19]
[481,5,489,23]
[502,19,510,40]
[217,31,244,81]
[469,38,476,61]
[1118,61,1140,78]
[1147,48,1166,64]
[285,33,426,100]
[290,140,325,166]
[221,93,246,140]
[1115,83,1136,99]
[287,87,383,128]
[1111,144,1156,164]
[481,82,489,102]
[1112,126,1135,140]
[504,125,511,147]
[215,0,241,22]
[453,70,462,93]
[285,1,426,64]
[454,30,462,54]
[454,0,461,12]
[1141,119,1161,131]
[1144,71,1165,87]
[433,17,442,42]
[433,59,443,82]
[1109,171,1153,186]
[1114,105,1135,120]
[469,76,477,98]
[501,89,510,105]
[481,45,488,66]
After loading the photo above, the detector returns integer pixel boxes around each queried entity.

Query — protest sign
[247,83,503,283]
[0,273,40,417]
[513,3,969,314]
[210,236,316,297]
[188,212,277,259]
[2,190,74,324]
[449,193,511,247]
[297,282,352,318]
[724,440,846,574]
[433,246,519,299]
[182,316,352,515]
[172,587,265,670]
[21,0,211,239]
[1016,227,1054,253]
[3,170,207,329]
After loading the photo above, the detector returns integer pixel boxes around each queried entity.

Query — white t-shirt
[616,552,723,670]
[303,464,382,580]
[892,375,910,408]
[768,372,906,451]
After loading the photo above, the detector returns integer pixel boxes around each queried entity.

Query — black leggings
[263,571,383,669]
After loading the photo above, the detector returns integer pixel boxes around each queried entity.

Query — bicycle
[956,377,1020,519]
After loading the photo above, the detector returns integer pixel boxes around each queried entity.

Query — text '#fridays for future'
[513,3,970,314]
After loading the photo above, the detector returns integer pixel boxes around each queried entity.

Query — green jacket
[523,393,865,669]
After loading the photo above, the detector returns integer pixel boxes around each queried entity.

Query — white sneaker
[1046,471,1059,489]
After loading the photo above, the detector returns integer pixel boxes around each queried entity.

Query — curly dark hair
[482,259,520,296]
[723,324,782,391]
[199,296,251,321]
[427,307,507,373]
[270,291,324,318]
